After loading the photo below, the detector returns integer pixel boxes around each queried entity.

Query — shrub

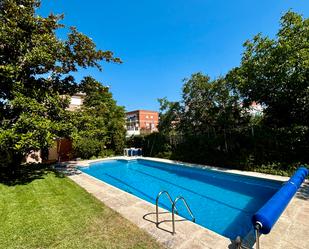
[73,137,104,159]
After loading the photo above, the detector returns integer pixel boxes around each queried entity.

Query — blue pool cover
[252,167,308,234]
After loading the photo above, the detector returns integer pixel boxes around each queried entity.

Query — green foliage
[72,77,126,159]
[126,133,172,158]
[157,97,181,134]
[147,11,309,174]
[0,0,122,167]
[155,73,252,167]
[227,11,309,128]
[248,162,309,177]
[72,137,104,160]
[180,73,249,135]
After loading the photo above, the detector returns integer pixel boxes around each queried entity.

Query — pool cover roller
[252,167,308,234]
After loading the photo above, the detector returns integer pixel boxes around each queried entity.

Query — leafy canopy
[0,0,121,165]
[158,73,248,135]
[72,77,126,159]
[227,11,309,128]
[154,11,309,169]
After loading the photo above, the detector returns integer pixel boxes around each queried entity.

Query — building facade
[248,101,263,116]
[126,110,159,136]
[67,92,86,111]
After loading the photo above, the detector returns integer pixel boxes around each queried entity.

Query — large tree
[0,0,120,167]
[156,73,249,160]
[179,73,247,136]
[227,11,309,128]
[226,11,309,166]
[72,77,126,159]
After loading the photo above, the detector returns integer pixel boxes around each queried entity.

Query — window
[71,96,82,105]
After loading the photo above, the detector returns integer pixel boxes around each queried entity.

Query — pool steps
[155,190,196,235]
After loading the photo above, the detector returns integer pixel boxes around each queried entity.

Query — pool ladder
[155,190,195,235]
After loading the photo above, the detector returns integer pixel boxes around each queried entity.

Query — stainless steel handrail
[235,236,251,249]
[255,223,261,249]
[155,190,177,225]
[172,196,195,234]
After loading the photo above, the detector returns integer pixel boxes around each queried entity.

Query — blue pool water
[79,159,281,240]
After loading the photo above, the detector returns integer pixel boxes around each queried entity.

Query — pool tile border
[63,157,309,249]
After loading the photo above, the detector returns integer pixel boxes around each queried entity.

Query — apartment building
[126,110,159,136]
[67,92,86,111]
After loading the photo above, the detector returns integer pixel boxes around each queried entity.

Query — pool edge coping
[75,156,290,182]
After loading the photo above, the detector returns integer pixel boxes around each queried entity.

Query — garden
[0,1,308,248]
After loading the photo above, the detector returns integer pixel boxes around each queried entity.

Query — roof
[126,110,158,114]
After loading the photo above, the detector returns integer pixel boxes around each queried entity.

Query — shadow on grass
[0,163,65,186]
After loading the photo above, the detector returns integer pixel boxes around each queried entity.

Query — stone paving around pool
[63,157,309,249]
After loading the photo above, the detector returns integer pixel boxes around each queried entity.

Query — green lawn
[0,166,163,249]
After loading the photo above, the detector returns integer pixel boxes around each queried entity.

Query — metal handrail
[172,196,195,234]
[235,223,261,249]
[235,236,251,249]
[155,190,177,225]
[255,223,261,249]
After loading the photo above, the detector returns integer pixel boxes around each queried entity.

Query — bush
[126,133,172,158]
[156,151,172,159]
[98,149,114,158]
[73,137,105,159]
[127,129,308,176]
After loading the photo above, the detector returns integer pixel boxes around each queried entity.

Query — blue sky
[39,0,309,112]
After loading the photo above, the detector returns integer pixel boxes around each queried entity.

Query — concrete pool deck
[62,157,309,249]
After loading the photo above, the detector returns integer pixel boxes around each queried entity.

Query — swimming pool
[79,159,281,240]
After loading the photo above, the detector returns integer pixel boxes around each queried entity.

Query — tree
[179,73,247,135]
[0,0,121,168]
[72,77,126,159]
[132,11,309,170]
[227,11,309,128]
[154,73,250,164]
[226,11,309,167]
[157,97,181,134]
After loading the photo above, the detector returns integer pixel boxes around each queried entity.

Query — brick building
[126,110,159,136]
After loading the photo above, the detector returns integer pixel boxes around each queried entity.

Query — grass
[0,165,163,249]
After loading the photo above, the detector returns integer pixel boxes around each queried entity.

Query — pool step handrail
[155,191,195,235]
[172,196,195,234]
[155,190,177,225]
